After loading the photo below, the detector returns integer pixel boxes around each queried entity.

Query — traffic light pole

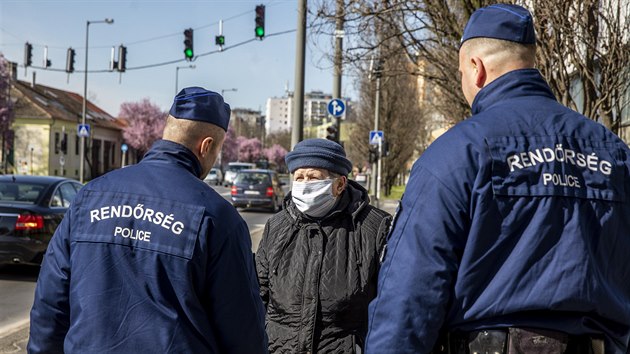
[332,0,344,143]
[81,19,113,183]
[372,75,381,207]
[291,0,307,149]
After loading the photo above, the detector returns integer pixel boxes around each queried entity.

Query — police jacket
[256,180,391,353]
[365,69,630,354]
[29,140,268,354]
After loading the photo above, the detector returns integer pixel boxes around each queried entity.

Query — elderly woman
[256,139,392,353]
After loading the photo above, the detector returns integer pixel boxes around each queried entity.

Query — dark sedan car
[231,169,285,212]
[0,175,83,266]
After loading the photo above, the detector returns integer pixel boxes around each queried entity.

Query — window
[58,182,78,207]
[51,189,64,207]
[54,132,60,154]
[75,136,80,155]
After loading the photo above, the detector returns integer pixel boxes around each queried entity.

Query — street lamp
[175,65,196,95]
[221,88,237,96]
[81,18,113,183]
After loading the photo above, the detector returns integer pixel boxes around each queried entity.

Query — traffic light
[215,35,225,46]
[368,146,379,164]
[43,46,51,68]
[183,28,194,60]
[24,42,33,67]
[117,45,127,72]
[326,124,339,142]
[382,141,390,157]
[66,48,75,73]
[255,5,265,39]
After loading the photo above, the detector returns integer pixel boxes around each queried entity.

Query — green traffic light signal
[255,26,264,38]
[183,28,194,60]
[255,5,265,39]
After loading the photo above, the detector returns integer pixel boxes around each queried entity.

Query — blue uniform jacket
[365,69,630,354]
[29,140,268,353]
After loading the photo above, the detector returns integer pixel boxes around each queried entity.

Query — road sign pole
[372,75,381,207]
[377,139,382,205]
[121,143,128,168]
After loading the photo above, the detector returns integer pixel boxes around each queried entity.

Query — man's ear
[471,56,487,88]
[334,175,347,196]
[199,136,214,158]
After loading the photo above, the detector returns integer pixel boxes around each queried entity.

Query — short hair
[461,37,536,67]
[328,171,341,179]
[162,115,225,151]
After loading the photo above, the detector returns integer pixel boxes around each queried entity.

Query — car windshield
[0,182,45,204]
[234,172,270,185]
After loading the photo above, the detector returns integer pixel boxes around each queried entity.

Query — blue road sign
[327,99,346,117]
[121,143,128,152]
[77,124,90,138]
[369,130,384,145]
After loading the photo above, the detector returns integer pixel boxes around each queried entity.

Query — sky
[0,0,351,116]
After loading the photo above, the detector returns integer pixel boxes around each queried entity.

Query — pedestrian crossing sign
[369,130,384,145]
[77,124,90,138]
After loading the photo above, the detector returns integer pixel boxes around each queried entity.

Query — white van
[223,162,256,186]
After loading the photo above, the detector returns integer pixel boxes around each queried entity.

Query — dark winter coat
[256,180,391,354]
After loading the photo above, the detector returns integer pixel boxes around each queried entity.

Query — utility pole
[371,58,382,207]
[291,0,307,149]
[332,0,344,141]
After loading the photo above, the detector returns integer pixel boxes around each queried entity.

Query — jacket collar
[141,139,203,178]
[471,69,556,115]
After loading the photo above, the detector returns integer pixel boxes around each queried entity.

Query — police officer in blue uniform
[365,4,630,354]
[29,87,268,353]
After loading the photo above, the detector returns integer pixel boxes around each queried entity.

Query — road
[0,182,397,353]
[0,183,284,353]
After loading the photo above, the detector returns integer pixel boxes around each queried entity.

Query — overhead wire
[24,28,297,73]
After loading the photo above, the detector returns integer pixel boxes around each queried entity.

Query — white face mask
[291,179,337,218]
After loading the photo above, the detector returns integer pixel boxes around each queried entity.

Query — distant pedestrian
[256,139,391,353]
[366,4,630,354]
[29,87,268,353]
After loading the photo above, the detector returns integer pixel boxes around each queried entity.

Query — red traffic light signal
[183,28,194,60]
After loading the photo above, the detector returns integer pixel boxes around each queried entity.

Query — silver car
[204,168,223,186]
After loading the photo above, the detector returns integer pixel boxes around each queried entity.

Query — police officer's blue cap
[461,4,535,46]
[286,139,352,176]
[169,87,231,131]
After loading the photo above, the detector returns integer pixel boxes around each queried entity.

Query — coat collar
[471,69,556,115]
[141,139,203,178]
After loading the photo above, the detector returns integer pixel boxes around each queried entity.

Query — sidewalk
[373,198,399,216]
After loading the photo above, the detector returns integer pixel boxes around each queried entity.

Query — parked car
[224,162,256,186]
[0,175,83,266]
[203,167,223,186]
[231,169,285,212]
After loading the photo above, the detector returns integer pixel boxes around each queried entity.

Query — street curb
[0,318,29,340]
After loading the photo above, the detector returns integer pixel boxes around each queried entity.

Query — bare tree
[0,54,15,173]
[266,130,292,151]
[531,0,630,131]
[312,0,630,133]
[345,15,427,195]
